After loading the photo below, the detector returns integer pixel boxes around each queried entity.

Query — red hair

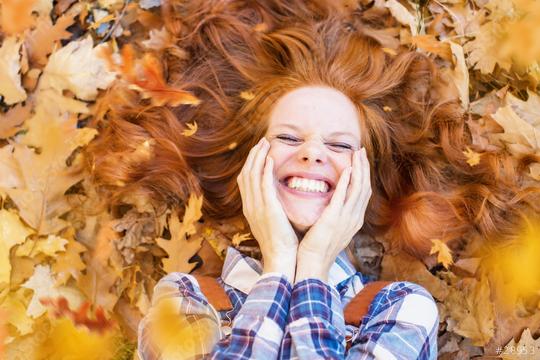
[85,0,540,260]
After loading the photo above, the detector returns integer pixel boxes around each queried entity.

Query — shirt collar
[220,245,357,295]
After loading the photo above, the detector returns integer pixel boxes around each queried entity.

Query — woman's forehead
[267,86,361,138]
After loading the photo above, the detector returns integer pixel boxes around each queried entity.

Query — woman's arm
[279,279,439,359]
[137,271,293,360]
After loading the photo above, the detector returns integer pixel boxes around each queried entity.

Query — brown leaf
[444,275,495,346]
[0,0,36,36]
[0,103,32,139]
[380,252,449,301]
[24,14,75,67]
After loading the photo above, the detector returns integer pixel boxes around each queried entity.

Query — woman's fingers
[344,149,362,212]
[251,138,269,209]
[262,155,279,211]
[328,165,352,213]
[239,138,264,216]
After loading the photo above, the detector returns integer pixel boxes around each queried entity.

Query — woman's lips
[278,180,334,200]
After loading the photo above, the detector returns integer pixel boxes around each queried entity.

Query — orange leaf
[40,297,116,335]
[0,0,37,35]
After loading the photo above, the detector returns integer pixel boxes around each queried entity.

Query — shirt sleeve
[280,279,439,360]
[137,271,293,360]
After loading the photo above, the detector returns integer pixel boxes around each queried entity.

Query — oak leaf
[0,37,28,105]
[156,194,204,273]
[429,238,454,269]
[0,209,34,285]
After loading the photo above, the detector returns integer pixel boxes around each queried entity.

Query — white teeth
[286,176,329,193]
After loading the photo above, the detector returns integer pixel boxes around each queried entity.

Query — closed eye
[276,135,353,151]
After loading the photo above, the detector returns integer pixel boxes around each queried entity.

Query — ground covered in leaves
[0,0,539,359]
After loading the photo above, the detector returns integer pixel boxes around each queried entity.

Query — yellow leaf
[240,91,255,100]
[429,238,454,269]
[501,328,540,360]
[16,235,68,258]
[39,36,116,101]
[231,232,252,247]
[445,275,495,346]
[146,297,220,359]
[52,239,87,285]
[21,265,60,318]
[38,317,119,360]
[0,37,27,105]
[182,121,198,137]
[462,147,482,167]
[0,209,33,285]
[156,194,204,273]
[0,289,34,336]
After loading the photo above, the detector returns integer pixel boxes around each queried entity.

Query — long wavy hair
[85,0,540,264]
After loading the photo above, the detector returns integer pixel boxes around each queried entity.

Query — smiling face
[264,86,362,235]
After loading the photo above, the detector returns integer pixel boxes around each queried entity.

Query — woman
[86,0,539,359]
[136,84,440,359]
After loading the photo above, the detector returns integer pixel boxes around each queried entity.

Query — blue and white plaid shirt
[138,246,439,359]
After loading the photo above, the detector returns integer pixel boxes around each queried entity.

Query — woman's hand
[237,137,299,282]
[295,148,372,284]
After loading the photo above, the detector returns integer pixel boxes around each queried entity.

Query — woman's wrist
[294,249,330,285]
[262,253,297,283]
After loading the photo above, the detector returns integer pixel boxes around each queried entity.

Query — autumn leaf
[0,0,37,35]
[37,317,119,360]
[156,194,204,273]
[0,37,28,105]
[462,146,482,167]
[0,102,32,139]
[145,297,221,359]
[24,13,76,66]
[501,328,540,360]
[444,275,495,346]
[38,35,117,101]
[109,44,201,107]
[411,35,452,61]
[240,90,255,100]
[182,121,198,137]
[0,209,34,285]
[429,238,454,269]
[231,232,253,247]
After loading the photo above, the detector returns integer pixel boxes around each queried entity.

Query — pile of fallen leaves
[0,0,539,359]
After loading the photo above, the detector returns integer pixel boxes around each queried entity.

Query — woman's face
[264,86,362,235]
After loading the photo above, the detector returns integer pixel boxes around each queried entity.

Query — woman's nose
[296,140,326,164]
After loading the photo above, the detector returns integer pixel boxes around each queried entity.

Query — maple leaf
[0,288,34,336]
[429,238,454,269]
[462,146,482,167]
[106,44,201,107]
[21,264,61,318]
[0,0,37,36]
[0,115,98,234]
[0,37,28,105]
[444,275,495,346]
[16,235,68,258]
[231,232,253,246]
[156,194,204,273]
[38,35,117,101]
[380,252,450,301]
[37,316,119,360]
[77,219,123,314]
[52,238,87,285]
[182,121,198,137]
[24,13,76,67]
[501,328,540,360]
[0,209,34,285]
[411,35,452,61]
[40,296,116,334]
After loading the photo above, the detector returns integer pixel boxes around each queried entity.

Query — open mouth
[279,176,334,195]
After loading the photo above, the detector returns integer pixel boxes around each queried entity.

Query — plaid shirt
[138,246,439,359]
